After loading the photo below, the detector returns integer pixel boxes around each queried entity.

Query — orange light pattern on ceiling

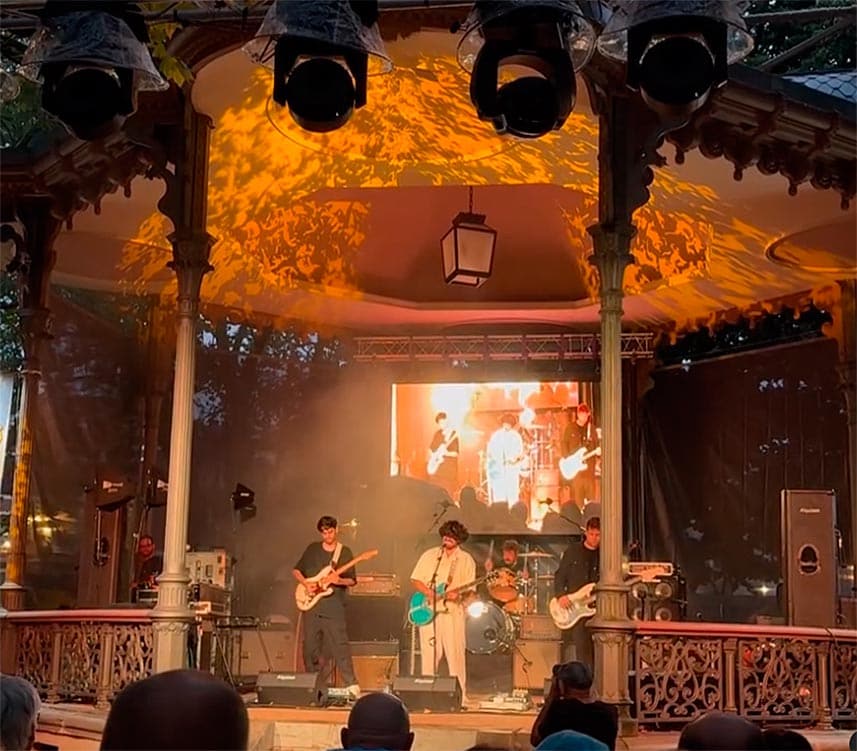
[115,46,805,328]
[560,195,714,299]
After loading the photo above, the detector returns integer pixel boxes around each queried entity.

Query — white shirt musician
[486,414,525,505]
[410,520,476,700]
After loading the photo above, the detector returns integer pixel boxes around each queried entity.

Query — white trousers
[418,609,467,697]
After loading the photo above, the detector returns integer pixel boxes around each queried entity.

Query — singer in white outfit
[486,413,525,505]
[410,520,476,701]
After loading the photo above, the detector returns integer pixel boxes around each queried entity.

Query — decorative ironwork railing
[1,609,154,707]
[634,622,857,727]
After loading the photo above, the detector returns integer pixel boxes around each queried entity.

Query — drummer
[484,540,530,585]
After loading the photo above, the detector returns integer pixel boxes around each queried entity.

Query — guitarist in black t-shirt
[293,516,360,697]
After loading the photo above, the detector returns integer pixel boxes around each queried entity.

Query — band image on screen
[390,381,601,532]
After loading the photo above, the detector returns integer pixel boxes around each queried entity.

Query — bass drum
[466,602,515,655]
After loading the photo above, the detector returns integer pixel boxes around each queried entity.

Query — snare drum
[466,602,515,654]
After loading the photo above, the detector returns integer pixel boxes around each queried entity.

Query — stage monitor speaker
[392,676,461,712]
[781,489,837,628]
[256,672,326,707]
[513,640,559,691]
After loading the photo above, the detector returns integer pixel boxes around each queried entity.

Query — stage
[37,700,855,751]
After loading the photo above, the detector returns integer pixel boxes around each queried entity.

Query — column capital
[167,231,215,312]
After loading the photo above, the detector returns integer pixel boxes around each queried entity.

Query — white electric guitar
[549,582,597,629]
[427,430,458,476]
[295,549,379,611]
[559,446,601,481]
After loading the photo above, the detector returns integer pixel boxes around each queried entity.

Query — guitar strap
[330,542,342,568]
[446,550,457,588]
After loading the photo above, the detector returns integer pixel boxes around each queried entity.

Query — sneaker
[346,684,361,700]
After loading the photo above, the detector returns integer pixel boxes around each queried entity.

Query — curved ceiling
[50,30,856,331]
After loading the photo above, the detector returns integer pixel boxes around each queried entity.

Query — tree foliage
[746,0,856,73]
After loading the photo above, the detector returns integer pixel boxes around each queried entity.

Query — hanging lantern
[441,186,497,288]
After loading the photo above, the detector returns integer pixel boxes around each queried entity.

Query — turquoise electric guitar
[408,571,498,626]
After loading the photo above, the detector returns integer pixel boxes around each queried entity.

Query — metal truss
[353,333,653,363]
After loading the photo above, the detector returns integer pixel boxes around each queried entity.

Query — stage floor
[39,701,854,751]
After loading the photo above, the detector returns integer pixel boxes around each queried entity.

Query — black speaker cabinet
[781,489,837,628]
[392,676,461,712]
[256,672,326,707]
[628,576,686,621]
[346,596,405,642]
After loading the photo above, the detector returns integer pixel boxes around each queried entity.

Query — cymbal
[518,551,554,559]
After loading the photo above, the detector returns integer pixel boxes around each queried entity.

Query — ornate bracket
[583,79,687,297]
[2,197,61,362]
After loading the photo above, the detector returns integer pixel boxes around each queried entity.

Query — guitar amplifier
[352,573,400,596]
[519,615,560,641]
[190,582,231,616]
[514,641,559,691]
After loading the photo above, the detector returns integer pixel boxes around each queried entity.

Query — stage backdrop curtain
[640,337,851,623]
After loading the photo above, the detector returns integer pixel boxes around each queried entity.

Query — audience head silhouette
[1,675,40,751]
[100,669,248,751]
[536,730,609,750]
[555,661,593,698]
[761,729,812,750]
[340,692,413,751]
[678,711,763,750]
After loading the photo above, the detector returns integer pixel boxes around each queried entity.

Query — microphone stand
[421,501,451,543]
[428,550,444,681]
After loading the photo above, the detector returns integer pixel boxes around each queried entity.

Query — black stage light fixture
[19,1,167,140]
[244,0,391,133]
[597,0,753,120]
[457,0,595,139]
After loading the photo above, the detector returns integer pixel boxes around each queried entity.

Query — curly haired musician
[554,517,600,668]
[410,520,476,700]
[293,516,360,697]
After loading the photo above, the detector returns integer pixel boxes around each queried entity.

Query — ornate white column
[149,103,214,671]
[588,223,635,724]
[150,235,212,670]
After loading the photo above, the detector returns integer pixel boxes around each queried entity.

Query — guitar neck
[444,573,490,596]
[328,550,377,580]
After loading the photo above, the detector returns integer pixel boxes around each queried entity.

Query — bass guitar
[427,431,458,476]
[295,549,379,612]
[408,571,498,627]
[558,446,601,481]
[548,582,596,629]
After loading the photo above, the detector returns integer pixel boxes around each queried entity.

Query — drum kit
[465,550,555,655]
